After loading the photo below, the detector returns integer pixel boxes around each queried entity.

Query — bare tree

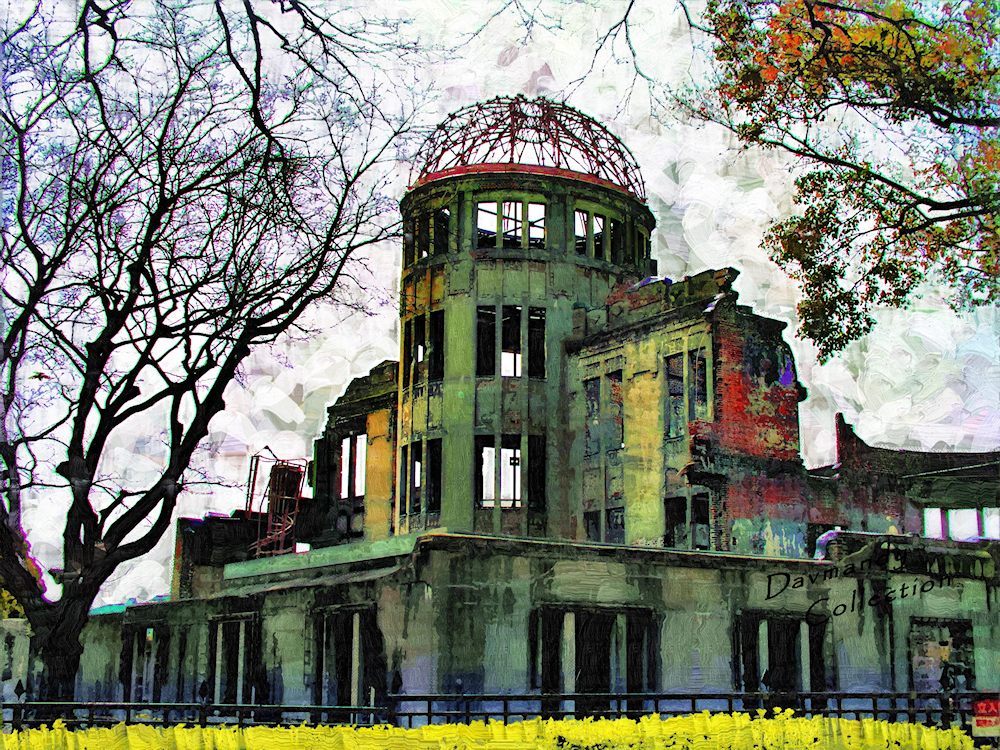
[1,0,418,698]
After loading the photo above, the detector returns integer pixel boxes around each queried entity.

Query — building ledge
[222,531,433,582]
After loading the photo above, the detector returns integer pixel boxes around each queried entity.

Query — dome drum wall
[396,171,654,540]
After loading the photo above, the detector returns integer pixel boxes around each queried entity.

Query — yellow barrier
[0,711,975,750]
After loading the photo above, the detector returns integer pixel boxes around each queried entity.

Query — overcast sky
[27,0,998,607]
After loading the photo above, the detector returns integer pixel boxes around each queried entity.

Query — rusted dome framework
[412,95,646,200]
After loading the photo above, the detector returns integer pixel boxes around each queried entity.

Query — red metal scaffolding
[245,452,308,558]
[411,95,646,200]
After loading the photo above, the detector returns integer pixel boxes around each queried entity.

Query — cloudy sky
[29,0,998,606]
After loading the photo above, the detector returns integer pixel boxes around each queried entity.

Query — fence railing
[2,691,989,732]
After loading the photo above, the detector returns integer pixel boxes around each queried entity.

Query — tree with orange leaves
[691,0,999,355]
[493,0,998,355]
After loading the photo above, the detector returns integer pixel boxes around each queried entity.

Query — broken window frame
[402,319,413,385]
[501,305,522,378]
[409,442,422,516]
[476,306,496,378]
[527,434,546,513]
[429,309,445,381]
[664,493,711,550]
[336,430,367,539]
[584,378,600,457]
[338,433,367,502]
[477,201,499,248]
[477,198,547,250]
[574,209,589,255]
[923,506,1000,540]
[528,308,546,379]
[501,201,523,248]
[689,349,709,422]
[413,315,426,383]
[607,370,624,451]
[433,207,450,255]
[402,217,415,268]
[499,433,522,509]
[605,506,625,544]
[666,353,684,439]
[416,213,430,260]
[427,438,442,514]
[475,435,495,508]
[609,218,624,264]
[527,202,546,249]
[592,214,605,260]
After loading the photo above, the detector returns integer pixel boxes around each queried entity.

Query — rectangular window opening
[402,319,413,385]
[410,443,422,515]
[476,435,495,508]
[689,350,708,421]
[528,435,546,513]
[625,225,636,266]
[664,497,687,548]
[692,494,710,550]
[923,507,945,539]
[476,306,496,378]
[413,316,426,386]
[608,370,624,450]
[500,434,522,508]
[610,218,623,264]
[584,510,601,542]
[584,378,600,457]
[666,353,684,438]
[417,214,430,259]
[606,506,625,544]
[429,310,444,381]
[477,202,498,248]
[528,308,546,379]
[340,437,350,500]
[948,508,979,541]
[984,507,1000,539]
[354,434,367,498]
[593,215,605,260]
[574,210,589,255]
[427,439,442,514]
[527,203,546,249]
[501,305,522,377]
[502,201,523,248]
[399,445,408,521]
[433,207,450,255]
[403,218,415,268]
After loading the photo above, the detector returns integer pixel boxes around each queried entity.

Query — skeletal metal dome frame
[412,95,646,200]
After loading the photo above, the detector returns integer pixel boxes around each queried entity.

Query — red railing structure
[245,453,307,558]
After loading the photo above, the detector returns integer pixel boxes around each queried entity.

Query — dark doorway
[765,619,800,693]
[576,610,613,715]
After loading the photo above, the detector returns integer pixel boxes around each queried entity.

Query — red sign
[974,699,1000,738]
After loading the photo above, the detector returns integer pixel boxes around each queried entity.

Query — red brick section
[696,312,813,544]
[709,315,802,464]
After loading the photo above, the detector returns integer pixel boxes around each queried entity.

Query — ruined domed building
[72,97,999,726]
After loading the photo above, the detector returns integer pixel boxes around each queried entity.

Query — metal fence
[2,691,989,732]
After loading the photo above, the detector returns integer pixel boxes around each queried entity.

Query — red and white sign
[973,699,1000,738]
